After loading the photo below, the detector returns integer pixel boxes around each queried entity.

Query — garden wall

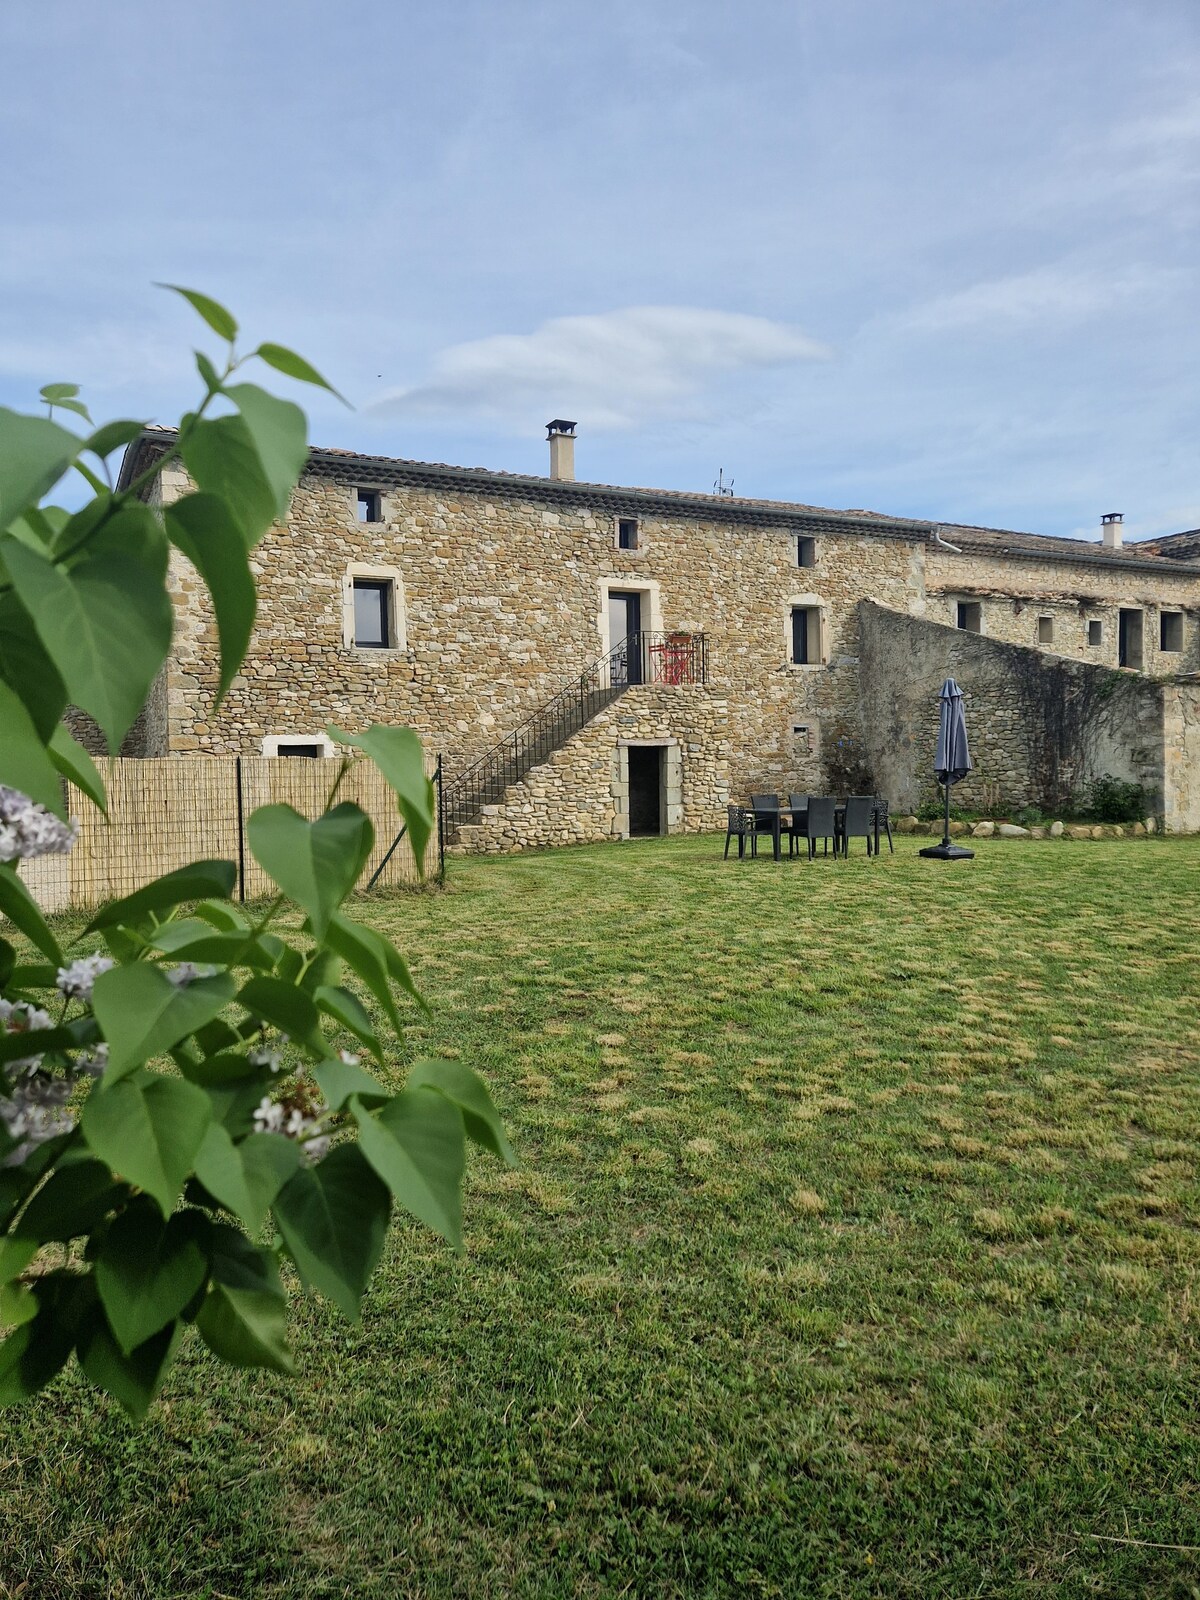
[858,601,1180,821]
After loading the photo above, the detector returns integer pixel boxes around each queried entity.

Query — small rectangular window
[1160,611,1184,652]
[1087,619,1103,647]
[617,517,639,550]
[956,601,981,633]
[352,578,392,648]
[1037,615,1054,645]
[791,606,821,664]
[356,489,381,523]
[276,742,323,759]
[797,537,816,569]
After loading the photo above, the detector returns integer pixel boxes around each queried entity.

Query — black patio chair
[874,796,895,853]
[800,795,837,859]
[750,793,781,857]
[840,795,876,856]
[723,804,759,859]
[786,793,810,857]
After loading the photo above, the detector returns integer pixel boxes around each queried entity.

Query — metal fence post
[436,755,445,882]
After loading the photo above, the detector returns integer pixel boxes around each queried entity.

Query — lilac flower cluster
[0,787,78,863]
[0,998,54,1071]
[252,1094,330,1163]
[56,953,114,1003]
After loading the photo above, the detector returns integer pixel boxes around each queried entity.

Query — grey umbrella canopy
[921,677,974,860]
[934,678,972,787]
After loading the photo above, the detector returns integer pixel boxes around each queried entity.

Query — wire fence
[19,754,443,914]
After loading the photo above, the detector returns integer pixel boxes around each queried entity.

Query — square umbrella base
[919,840,975,860]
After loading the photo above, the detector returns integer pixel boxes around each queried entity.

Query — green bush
[1084,774,1151,824]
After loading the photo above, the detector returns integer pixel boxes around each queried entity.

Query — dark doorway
[627,746,664,836]
[1118,608,1144,669]
[609,590,643,684]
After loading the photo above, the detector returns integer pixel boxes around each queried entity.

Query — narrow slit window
[956,601,981,633]
[353,578,392,648]
[617,517,639,550]
[356,489,381,523]
[1087,619,1103,646]
[1160,611,1184,652]
[1037,615,1054,644]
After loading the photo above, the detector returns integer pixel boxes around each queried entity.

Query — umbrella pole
[920,776,974,860]
[942,779,951,847]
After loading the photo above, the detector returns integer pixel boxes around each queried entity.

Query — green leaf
[78,1313,181,1421]
[223,383,307,522]
[193,1122,254,1225]
[325,912,416,1032]
[237,976,324,1052]
[81,1075,212,1217]
[148,927,275,971]
[0,1137,67,1231]
[314,984,382,1064]
[0,1293,74,1403]
[165,493,257,706]
[313,1055,389,1112]
[239,1134,302,1231]
[0,679,64,814]
[247,803,373,941]
[194,350,222,392]
[86,859,237,933]
[196,1224,293,1374]
[0,408,79,531]
[3,503,172,750]
[158,284,238,342]
[255,343,347,404]
[0,589,68,742]
[91,965,236,1082]
[95,1201,210,1355]
[408,1058,516,1166]
[180,414,279,548]
[49,723,106,814]
[192,900,249,933]
[0,1238,36,1287]
[329,725,435,876]
[0,937,13,989]
[14,1159,126,1242]
[0,1281,37,1330]
[0,864,63,964]
[352,1088,464,1248]
[39,383,80,403]
[272,1144,390,1322]
[84,419,148,460]
[0,1022,77,1067]
[50,397,93,425]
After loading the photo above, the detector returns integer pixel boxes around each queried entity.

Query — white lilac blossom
[0,786,78,863]
[338,1050,360,1067]
[166,962,217,987]
[0,1074,75,1168]
[0,998,55,1072]
[252,1094,330,1164]
[56,953,114,1003]
[248,1044,284,1074]
[75,1042,109,1078]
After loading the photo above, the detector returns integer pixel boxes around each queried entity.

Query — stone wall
[159,462,921,805]
[1160,683,1200,834]
[858,601,1165,816]
[453,685,728,853]
[924,547,1200,673]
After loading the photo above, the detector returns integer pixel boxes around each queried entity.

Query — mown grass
[3,835,1199,1599]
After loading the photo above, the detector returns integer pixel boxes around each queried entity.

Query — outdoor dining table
[757,801,884,861]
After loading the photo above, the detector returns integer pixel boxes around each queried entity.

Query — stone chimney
[547,419,576,482]
[1101,512,1124,549]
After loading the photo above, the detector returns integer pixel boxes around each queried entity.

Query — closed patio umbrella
[920,677,974,861]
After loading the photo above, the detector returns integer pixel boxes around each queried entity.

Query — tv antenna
[713,467,735,497]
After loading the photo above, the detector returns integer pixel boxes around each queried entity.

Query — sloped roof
[118,427,1200,575]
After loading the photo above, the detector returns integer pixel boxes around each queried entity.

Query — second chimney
[1101,512,1124,549]
[547,419,576,482]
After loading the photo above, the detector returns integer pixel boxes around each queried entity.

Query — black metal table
[757,804,882,861]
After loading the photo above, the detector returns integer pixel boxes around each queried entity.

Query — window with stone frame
[352,578,393,648]
[1037,615,1054,645]
[796,536,817,569]
[616,517,640,551]
[1087,618,1103,647]
[356,488,382,523]
[956,600,982,633]
[790,605,822,664]
[1160,611,1184,652]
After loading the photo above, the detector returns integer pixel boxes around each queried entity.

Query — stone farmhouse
[110,423,1200,849]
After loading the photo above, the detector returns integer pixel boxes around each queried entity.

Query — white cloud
[371,306,830,431]
[896,263,1189,336]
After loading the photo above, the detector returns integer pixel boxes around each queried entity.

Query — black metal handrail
[442,631,707,833]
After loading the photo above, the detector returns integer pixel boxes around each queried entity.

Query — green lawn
[3,835,1199,1599]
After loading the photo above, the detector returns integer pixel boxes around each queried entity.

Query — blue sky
[3,0,1197,539]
